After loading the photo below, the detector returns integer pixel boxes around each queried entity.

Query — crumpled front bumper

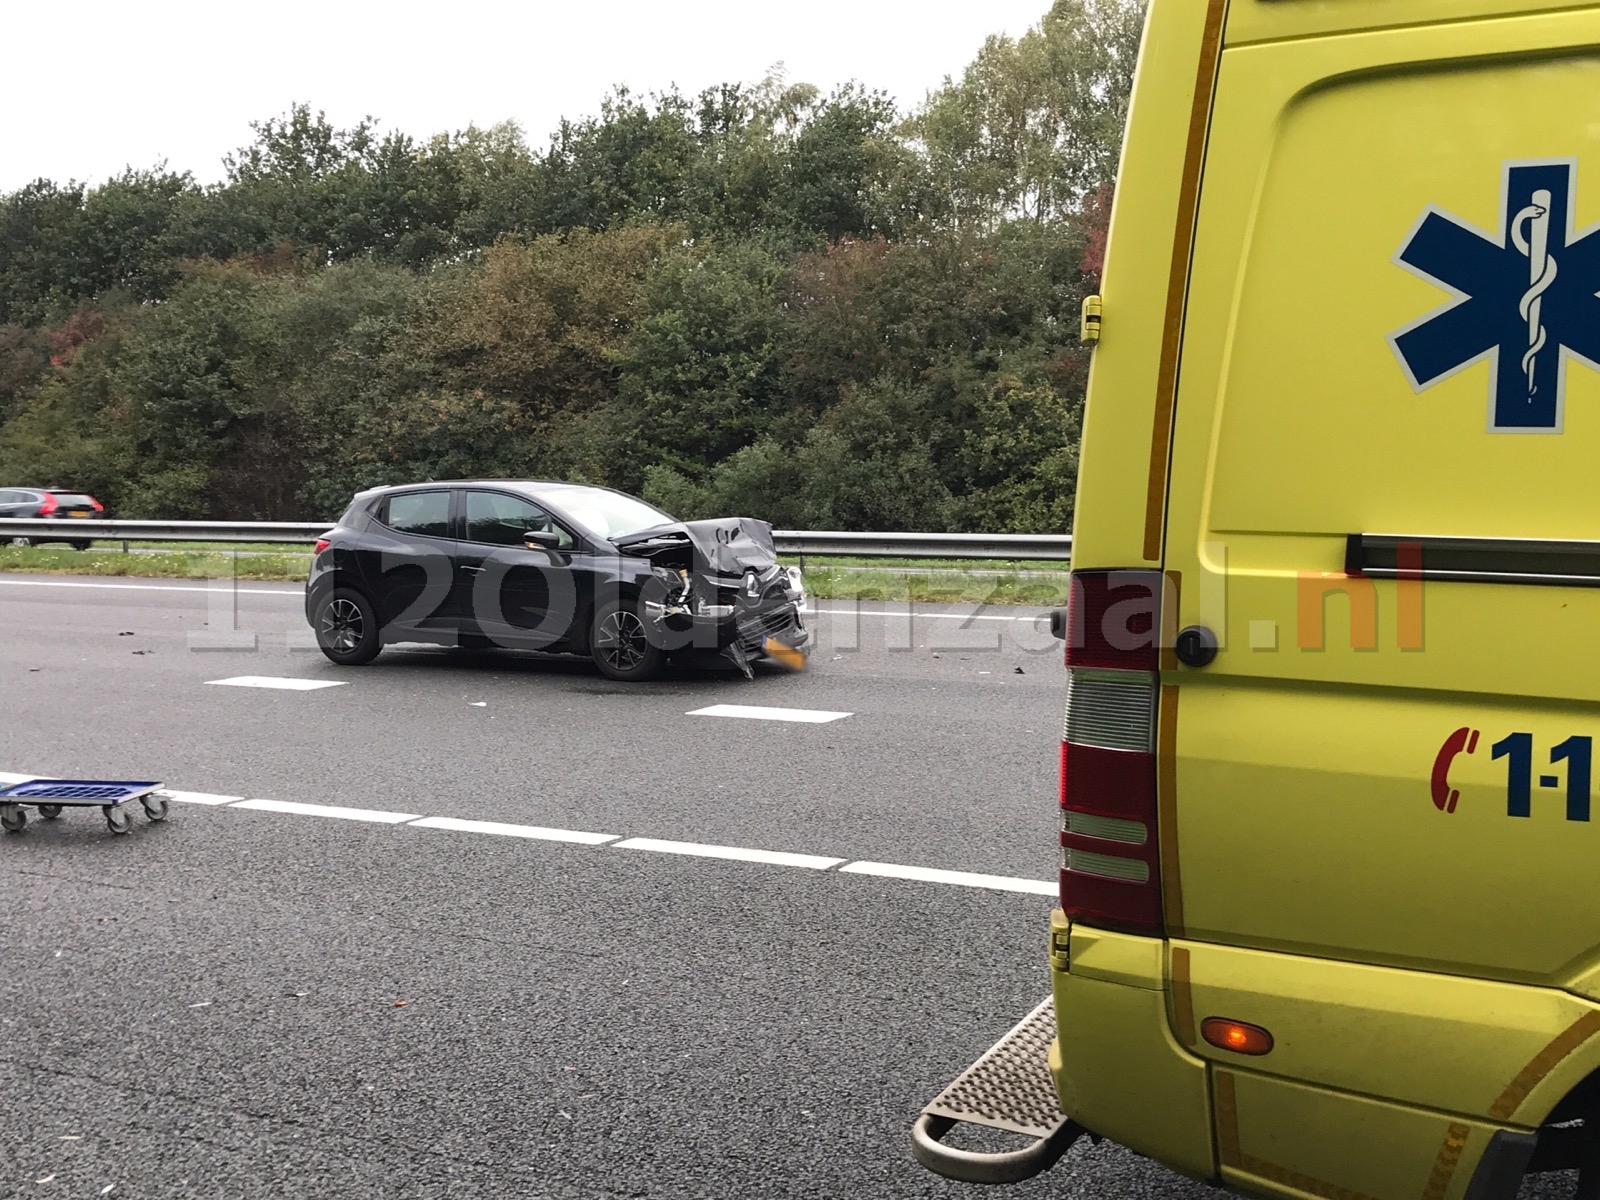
[645,572,811,674]
[725,603,811,674]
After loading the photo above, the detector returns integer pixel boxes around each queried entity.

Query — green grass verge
[800,565,1067,606]
[782,554,1068,572]
[0,546,1070,605]
[0,546,312,582]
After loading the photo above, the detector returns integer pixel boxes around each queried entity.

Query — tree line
[0,0,1143,530]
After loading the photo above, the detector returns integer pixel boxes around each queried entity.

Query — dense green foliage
[0,0,1143,530]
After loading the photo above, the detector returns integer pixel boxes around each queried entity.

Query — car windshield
[531,486,674,540]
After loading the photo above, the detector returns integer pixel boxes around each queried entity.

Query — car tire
[71,540,90,552]
[314,587,383,666]
[590,600,664,682]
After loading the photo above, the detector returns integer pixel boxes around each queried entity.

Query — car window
[527,485,673,539]
[464,491,575,549]
[0,491,15,503]
[383,490,452,538]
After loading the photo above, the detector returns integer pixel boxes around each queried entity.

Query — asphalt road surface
[0,574,1574,1199]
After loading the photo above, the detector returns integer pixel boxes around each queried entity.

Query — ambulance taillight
[1058,570,1164,934]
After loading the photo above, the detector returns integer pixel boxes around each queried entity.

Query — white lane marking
[409,816,619,845]
[206,677,348,691]
[839,862,1058,895]
[232,799,418,824]
[2,767,1051,896]
[162,790,243,806]
[0,579,300,597]
[612,838,845,871]
[687,704,853,724]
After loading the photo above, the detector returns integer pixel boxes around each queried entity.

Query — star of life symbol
[1390,160,1600,432]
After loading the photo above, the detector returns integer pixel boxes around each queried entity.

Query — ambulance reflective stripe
[1390,160,1600,432]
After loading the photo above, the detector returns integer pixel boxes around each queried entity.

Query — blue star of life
[1390,159,1600,432]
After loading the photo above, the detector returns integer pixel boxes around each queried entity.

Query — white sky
[2,0,1051,194]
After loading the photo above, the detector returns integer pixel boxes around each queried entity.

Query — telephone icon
[1431,727,1481,813]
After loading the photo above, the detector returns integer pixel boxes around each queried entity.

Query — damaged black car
[304,481,810,682]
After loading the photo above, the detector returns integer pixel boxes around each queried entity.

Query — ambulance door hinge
[1079,295,1102,344]
[1049,926,1072,972]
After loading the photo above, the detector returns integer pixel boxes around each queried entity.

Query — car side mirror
[523,530,561,551]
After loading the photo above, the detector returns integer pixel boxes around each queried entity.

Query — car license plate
[67,510,90,518]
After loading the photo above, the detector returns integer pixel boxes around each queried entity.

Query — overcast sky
[2,0,1051,194]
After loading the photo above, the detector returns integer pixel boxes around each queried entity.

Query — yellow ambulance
[913,2,1600,1197]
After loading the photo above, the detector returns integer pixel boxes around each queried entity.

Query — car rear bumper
[1046,912,1216,1180]
[1034,914,1570,1199]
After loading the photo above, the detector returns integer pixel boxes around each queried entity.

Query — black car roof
[378,480,581,488]
[367,480,635,497]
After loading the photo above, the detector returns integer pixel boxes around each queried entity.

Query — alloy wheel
[596,609,648,672]
[321,598,364,653]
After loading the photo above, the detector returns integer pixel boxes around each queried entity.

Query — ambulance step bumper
[911,996,1085,1184]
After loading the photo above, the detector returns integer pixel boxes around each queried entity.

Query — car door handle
[459,565,485,574]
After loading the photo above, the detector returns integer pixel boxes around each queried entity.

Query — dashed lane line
[840,861,1058,897]
[612,837,844,870]
[0,770,1053,897]
[409,816,619,845]
[687,704,853,724]
[206,676,349,691]
[162,790,244,806]
[231,798,419,823]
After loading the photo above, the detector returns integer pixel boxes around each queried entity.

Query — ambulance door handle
[1174,625,1219,668]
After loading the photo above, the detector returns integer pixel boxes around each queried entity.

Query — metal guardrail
[1,519,1073,561]
[1,519,329,544]
[773,531,1071,561]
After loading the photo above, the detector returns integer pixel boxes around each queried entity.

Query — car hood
[610,517,779,575]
